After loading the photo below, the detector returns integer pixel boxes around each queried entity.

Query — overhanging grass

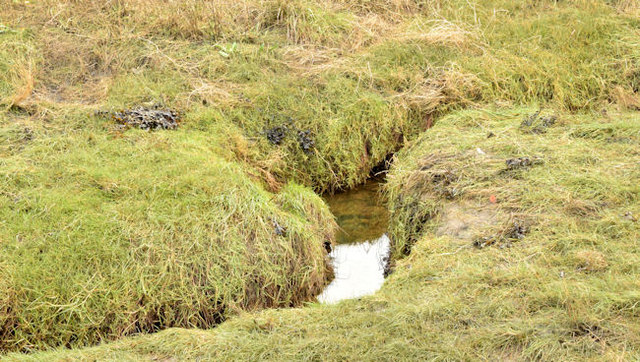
[0,109,335,351]
[0,0,639,356]
[8,108,639,360]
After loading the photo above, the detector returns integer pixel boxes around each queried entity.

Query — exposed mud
[436,203,497,240]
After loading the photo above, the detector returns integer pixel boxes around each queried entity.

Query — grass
[0,107,336,351]
[0,0,639,358]
[7,108,640,360]
[2,0,638,190]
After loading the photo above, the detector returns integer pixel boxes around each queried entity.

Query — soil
[436,203,498,240]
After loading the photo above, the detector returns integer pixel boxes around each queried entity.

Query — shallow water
[317,234,390,304]
[324,178,388,245]
[318,178,390,304]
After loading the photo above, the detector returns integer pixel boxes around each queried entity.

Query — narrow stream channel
[317,178,390,304]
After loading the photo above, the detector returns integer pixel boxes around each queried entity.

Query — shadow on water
[318,177,390,304]
[324,177,389,245]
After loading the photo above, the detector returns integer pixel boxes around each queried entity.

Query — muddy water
[318,178,390,304]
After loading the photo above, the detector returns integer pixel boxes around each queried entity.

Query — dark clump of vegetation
[296,130,315,155]
[265,125,289,145]
[111,106,180,130]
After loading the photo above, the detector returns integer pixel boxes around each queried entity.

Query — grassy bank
[0,107,337,351]
[2,0,638,190]
[8,108,639,360]
[1,0,639,357]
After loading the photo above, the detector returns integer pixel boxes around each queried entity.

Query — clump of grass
[0,111,336,352]
[9,108,640,361]
[386,108,639,255]
[0,29,37,109]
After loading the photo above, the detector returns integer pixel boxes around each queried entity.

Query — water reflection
[318,178,390,304]
[324,178,388,245]
[317,234,390,304]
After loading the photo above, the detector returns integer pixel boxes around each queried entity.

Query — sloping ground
[2,0,638,191]
[0,107,336,351]
[9,109,639,360]
[1,0,640,357]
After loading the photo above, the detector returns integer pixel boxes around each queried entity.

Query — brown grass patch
[7,64,34,109]
[611,86,640,110]
[396,20,475,49]
[575,250,609,272]
[394,66,482,114]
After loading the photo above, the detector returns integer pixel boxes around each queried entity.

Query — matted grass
[9,108,639,360]
[1,0,639,357]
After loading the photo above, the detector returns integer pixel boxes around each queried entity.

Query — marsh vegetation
[1,0,639,359]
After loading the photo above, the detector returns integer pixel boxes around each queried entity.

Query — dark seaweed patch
[521,110,557,134]
[297,130,315,154]
[101,106,180,130]
[262,115,315,154]
[265,125,289,145]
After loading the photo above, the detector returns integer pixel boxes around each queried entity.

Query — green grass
[8,108,639,360]
[3,0,638,191]
[0,107,336,351]
[1,0,639,358]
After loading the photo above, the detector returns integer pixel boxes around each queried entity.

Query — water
[317,178,390,304]
[317,235,390,304]
[323,179,388,244]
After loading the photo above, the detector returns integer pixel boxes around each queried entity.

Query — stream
[317,178,390,304]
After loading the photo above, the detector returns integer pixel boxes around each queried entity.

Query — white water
[317,234,390,304]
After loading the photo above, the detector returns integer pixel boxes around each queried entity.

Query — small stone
[271,218,286,236]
